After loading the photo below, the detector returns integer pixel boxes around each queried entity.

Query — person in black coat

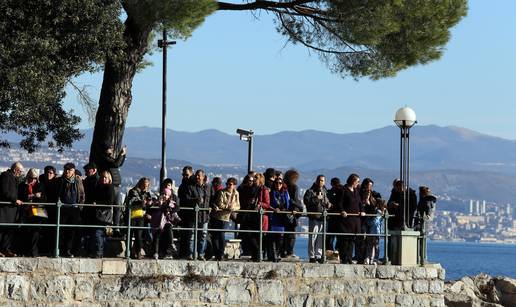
[0,162,24,257]
[387,179,418,230]
[326,177,342,258]
[334,174,365,264]
[177,165,193,258]
[181,169,210,260]
[87,171,115,258]
[18,169,46,257]
[38,165,59,255]
[282,169,304,259]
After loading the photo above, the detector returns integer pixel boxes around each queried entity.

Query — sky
[64,0,516,140]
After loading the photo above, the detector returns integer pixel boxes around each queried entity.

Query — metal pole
[384,211,390,265]
[194,205,199,259]
[126,204,132,259]
[248,135,253,173]
[259,207,263,262]
[159,28,168,189]
[407,129,411,228]
[322,208,327,263]
[54,202,61,258]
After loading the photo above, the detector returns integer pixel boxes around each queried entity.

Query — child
[150,188,180,259]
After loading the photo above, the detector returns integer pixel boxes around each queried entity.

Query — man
[387,179,418,230]
[97,143,126,230]
[304,175,331,263]
[38,165,59,255]
[178,165,193,257]
[58,163,85,257]
[83,162,98,205]
[326,177,342,260]
[0,162,24,257]
[182,169,210,260]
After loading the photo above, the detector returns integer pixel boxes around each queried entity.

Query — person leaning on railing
[125,177,152,259]
[18,168,47,257]
[267,177,291,262]
[57,163,85,258]
[210,177,240,261]
[304,174,332,263]
[0,162,24,257]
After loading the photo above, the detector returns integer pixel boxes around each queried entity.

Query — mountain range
[72,125,516,174]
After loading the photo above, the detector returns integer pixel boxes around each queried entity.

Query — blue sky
[64,0,516,139]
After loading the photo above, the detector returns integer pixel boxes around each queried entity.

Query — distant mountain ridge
[69,125,516,174]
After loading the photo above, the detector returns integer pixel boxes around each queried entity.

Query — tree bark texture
[89,16,152,164]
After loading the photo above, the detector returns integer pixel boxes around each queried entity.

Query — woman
[267,177,290,262]
[150,187,180,259]
[125,177,152,259]
[283,169,303,259]
[89,171,115,258]
[210,177,239,261]
[335,174,364,264]
[18,168,46,257]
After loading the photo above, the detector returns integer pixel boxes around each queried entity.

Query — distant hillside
[69,125,516,174]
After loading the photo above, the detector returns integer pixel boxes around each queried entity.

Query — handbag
[28,206,48,219]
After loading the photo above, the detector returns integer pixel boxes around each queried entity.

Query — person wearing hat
[83,162,98,205]
[57,162,85,257]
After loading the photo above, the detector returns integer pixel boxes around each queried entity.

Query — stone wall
[0,258,445,306]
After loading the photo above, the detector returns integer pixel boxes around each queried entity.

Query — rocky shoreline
[445,274,516,306]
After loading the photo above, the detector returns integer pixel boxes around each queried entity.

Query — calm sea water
[292,238,516,280]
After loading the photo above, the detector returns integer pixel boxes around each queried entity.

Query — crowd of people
[0,158,436,263]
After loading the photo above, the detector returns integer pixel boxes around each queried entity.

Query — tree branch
[217,0,315,11]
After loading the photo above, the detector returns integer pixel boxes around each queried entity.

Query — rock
[287,294,309,307]
[102,260,127,275]
[302,263,334,278]
[127,260,158,276]
[5,274,29,301]
[218,261,244,277]
[75,276,95,301]
[493,276,516,307]
[256,280,284,305]
[429,280,444,294]
[395,294,414,306]
[225,278,254,304]
[413,280,429,294]
[30,275,75,302]
[376,266,396,279]
[444,274,509,307]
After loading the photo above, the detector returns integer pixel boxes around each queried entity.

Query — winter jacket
[0,170,20,223]
[304,184,331,221]
[58,175,85,205]
[181,182,211,224]
[269,189,291,231]
[387,188,417,230]
[211,189,240,222]
[333,185,362,234]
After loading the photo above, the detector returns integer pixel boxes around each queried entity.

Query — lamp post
[236,129,254,173]
[394,107,417,230]
[158,29,176,189]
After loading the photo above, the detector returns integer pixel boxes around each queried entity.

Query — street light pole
[158,29,176,189]
[394,107,417,229]
[236,129,254,173]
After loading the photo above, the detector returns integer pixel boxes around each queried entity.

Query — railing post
[420,218,427,266]
[54,201,61,258]
[259,207,264,262]
[126,203,132,259]
[322,208,327,263]
[384,211,390,265]
[194,204,199,260]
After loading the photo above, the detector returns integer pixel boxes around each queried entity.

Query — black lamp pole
[158,29,176,189]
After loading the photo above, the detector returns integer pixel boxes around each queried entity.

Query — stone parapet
[0,258,445,306]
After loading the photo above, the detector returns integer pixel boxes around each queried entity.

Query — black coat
[387,188,418,230]
[181,182,211,224]
[0,170,19,223]
[83,174,99,205]
[333,185,362,234]
[91,183,115,225]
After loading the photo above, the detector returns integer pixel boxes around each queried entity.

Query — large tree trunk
[89,17,152,164]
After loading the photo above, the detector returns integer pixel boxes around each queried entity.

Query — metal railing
[0,201,427,264]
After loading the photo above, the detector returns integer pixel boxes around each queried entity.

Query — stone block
[199,290,222,303]
[437,268,446,280]
[412,280,429,294]
[0,258,36,273]
[363,265,377,278]
[426,267,438,279]
[61,258,80,273]
[257,280,284,305]
[338,280,375,296]
[30,275,75,302]
[429,280,444,294]
[271,262,298,277]
[75,276,95,301]
[395,294,414,306]
[412,296,431,307]
[334,265,364,278]
[412,267,428,279]
[402,281,413,293]
[94,277,121,301]
[334,296,353,307]
[377,280,402,293]
[306,295,334,307]
[376,266,396,279]
[102,260,127,275]
[156,260,187,276]
[224,278,254,304]
[354,296,367,307]
[119,277,161,300]
[5,274,29,301]
[302,263,334,278]
[36,258,62,272]
[79,259,102,273]
[218,261,244,277]
[0,274,4,297]
[127,260,158,276]
[241,262,273,278]
[287,294,309,307]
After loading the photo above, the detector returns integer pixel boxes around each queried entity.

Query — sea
[292,238,516,281]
